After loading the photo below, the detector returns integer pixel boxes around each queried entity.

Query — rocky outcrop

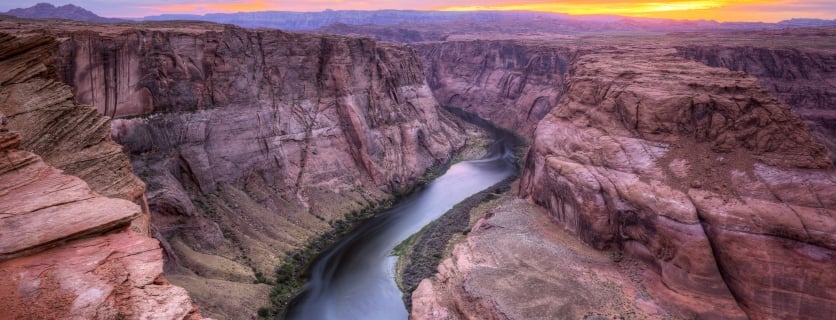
[676,41,836,163]
[0,30,149,234]
[412,198,673,319]
[415,40,574,136]
[46,23,466,318]
[520,47,835,319]
[0,33,201,319]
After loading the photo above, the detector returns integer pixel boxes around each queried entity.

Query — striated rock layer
[415,40,575,136]
[0,29,149,233]
[37,21,467,318]
[676,40,836,163]
[0,33,201,319]
[520,46,835,319]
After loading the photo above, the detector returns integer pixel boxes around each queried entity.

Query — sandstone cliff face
[520,47,835,319]
[0,33,201,319]
[0,29,149,234]
[676,44,836,163]
[51,24,466,318]
[415,40,574,136]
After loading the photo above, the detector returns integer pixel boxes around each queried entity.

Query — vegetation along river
[285,133,518,320]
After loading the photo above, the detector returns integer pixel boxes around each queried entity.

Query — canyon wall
[49,23,466,318]
[0,33,201,319]
[676,44,836,163]
[415,40,575,136]
[519,46,835,319]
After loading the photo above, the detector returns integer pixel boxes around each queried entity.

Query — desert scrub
[393,175,516,308]
[259,198,395,318]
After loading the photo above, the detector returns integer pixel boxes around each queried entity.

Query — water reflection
[285,137,517,320]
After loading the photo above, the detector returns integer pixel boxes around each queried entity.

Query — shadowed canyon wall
[415,40,575,136]
[676,44,836,164]
[49,24,466,318]
[0,33,202,319]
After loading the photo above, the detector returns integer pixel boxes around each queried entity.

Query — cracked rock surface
[519,46,835,319]
[0,32,202,320]
[0,20,469,318]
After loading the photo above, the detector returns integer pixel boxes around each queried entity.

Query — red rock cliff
[0,33,202,319]
[415,40,575,136]
[676,39,836,164]
[46,22,466,318]
[520,46,835,319]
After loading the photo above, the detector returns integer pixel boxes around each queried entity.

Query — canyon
[676,35,836,163]
[1,17,468,319]
[412,32,836,319]
[517,45,834,319]
[0,12,834,320]
[0,32,201,319]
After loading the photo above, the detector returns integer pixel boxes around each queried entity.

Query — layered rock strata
[520,47,835,319]
[416,40,574,136]
[45,23,466,318]
[0,30,148,233]
[676,42,836,163]
[0,33,201,319]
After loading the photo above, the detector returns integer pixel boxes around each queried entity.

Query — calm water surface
[285,138,517,320]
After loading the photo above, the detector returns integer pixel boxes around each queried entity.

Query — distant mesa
[3,3,836,31]
[3,2,125,23]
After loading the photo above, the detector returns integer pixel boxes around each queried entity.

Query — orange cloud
[142,0,282,14]
[438,0,809,22]
[127,0,835,22]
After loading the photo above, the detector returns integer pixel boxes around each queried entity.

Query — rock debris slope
[0,33,202,319]
[41,22,467,318]
[520,46,835,319]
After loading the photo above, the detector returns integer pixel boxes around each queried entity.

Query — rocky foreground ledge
[415,45,835,319]
[0,33,203,319]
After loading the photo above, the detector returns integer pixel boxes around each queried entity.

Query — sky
[2,0,835,22]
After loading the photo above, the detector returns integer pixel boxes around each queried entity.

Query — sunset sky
[2,1,835,22]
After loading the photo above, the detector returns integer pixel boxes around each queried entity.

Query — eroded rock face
[50,24,466,318]
[0,33,201,320]
[520,47,835,319]
[415,40,574,136]
[411,198,674,320]
[676,43,836,163]
[0,31,149,234]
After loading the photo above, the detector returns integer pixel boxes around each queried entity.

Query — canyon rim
[0,2,834,320]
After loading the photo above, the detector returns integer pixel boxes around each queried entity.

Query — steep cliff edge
[415,40,575,136]
[520,46,835,319]
[0,29,149,233]
[0,33,201,319]
[44,22,466,318]
[412,195,678,320]
[676,43,836,163]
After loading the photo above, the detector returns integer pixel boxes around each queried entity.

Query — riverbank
[392,106,528,309]
[393,176,517,308]
[259,109,495,318]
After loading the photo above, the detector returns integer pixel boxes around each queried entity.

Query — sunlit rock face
[520,46,835,319]
[677,42,836,164]
[50,23,466,318]
[0,33,203,319]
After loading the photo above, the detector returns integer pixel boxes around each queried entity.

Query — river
[284,135,518,320]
